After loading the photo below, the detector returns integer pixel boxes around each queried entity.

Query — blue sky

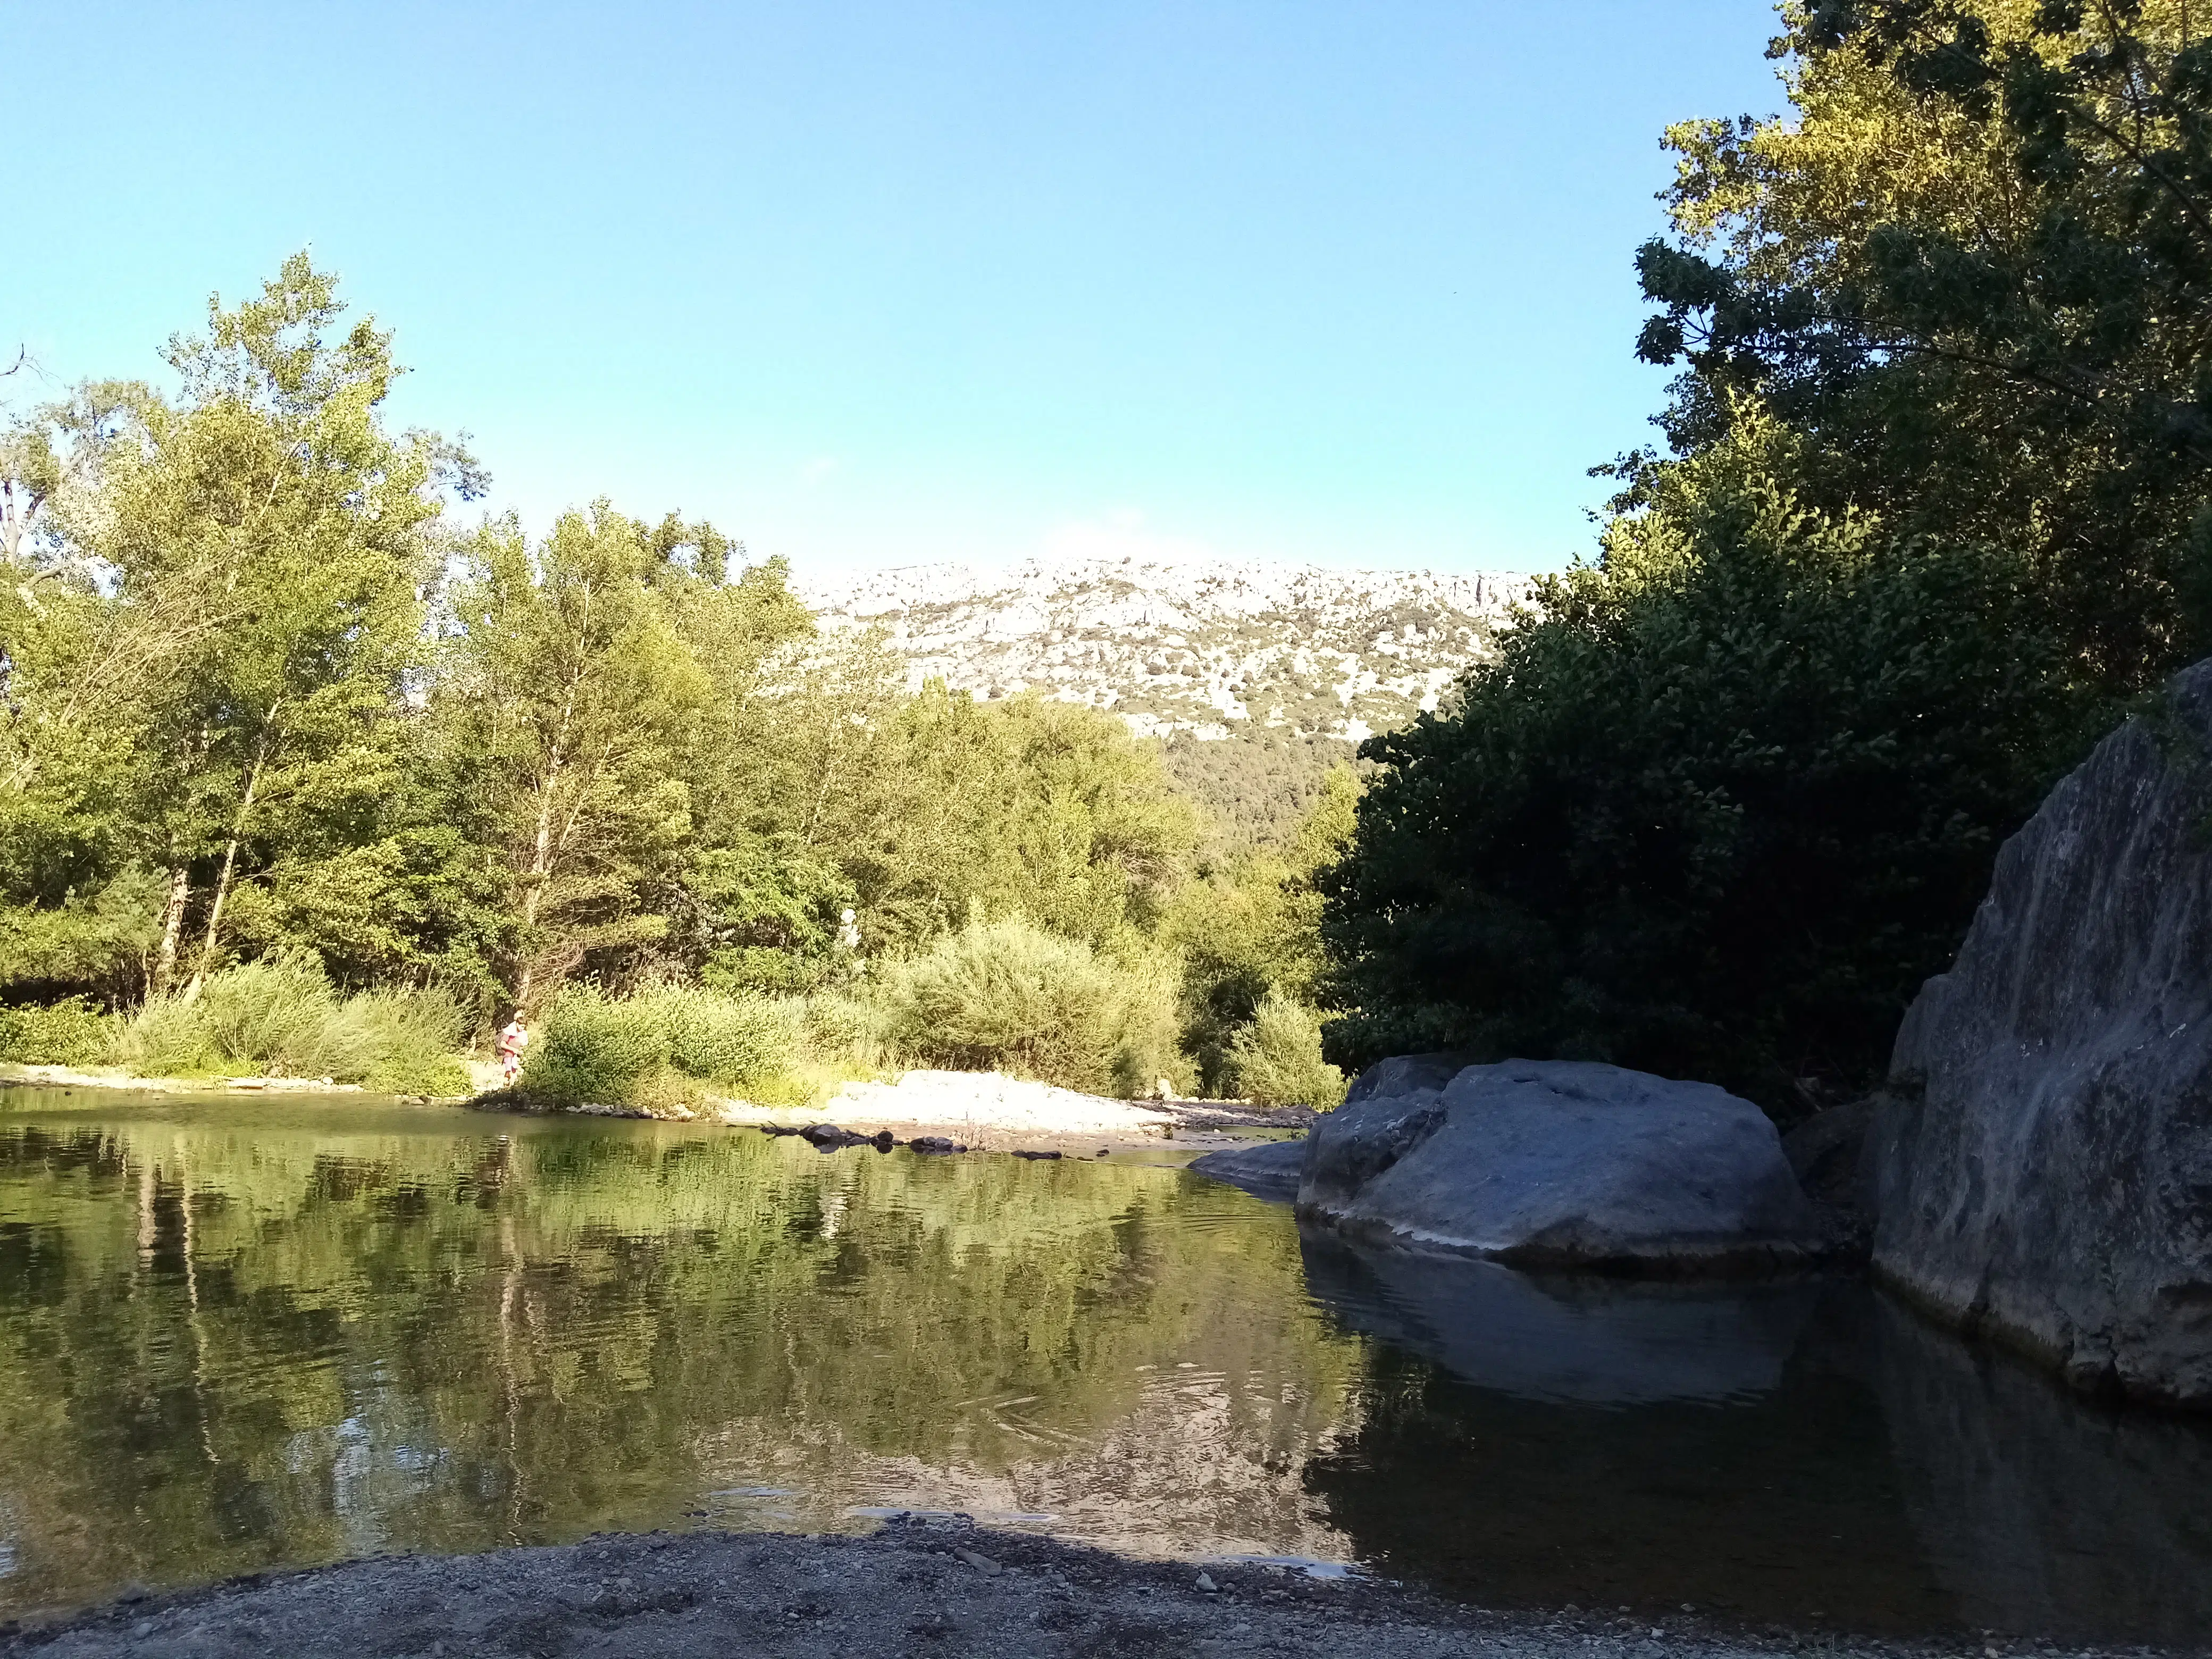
[4,3,1785,579]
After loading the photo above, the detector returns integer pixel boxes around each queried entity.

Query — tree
[5,255,474,1001]
[1320,419,2104,1112]
[443,507,711,1008]
[1634,0,2212,687]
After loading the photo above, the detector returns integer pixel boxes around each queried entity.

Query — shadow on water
[1294,1231,2212,1644]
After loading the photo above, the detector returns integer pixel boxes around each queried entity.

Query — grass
[106,952,471,1094]
[521,983,809,1109]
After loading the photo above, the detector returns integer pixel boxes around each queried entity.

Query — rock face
[1871,659,2212,1406]
[1298,1057,1828,1272]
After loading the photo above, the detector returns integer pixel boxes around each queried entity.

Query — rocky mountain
[798,555,1531,843]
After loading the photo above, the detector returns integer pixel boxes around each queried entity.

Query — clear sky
[4,3,1786,580]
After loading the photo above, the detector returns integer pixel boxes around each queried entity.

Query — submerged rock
[1298,1232,1820,1404]
[1871,658,2212,1406]
[1298,1058,1828,1273]
[1187,1137,1306,1200]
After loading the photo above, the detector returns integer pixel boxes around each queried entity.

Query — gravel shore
[0,1522,2169,1659]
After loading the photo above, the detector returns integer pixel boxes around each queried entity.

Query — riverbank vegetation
[0,259,1347,1106]
[1323,0,2212,1112]
[20,3,2182,1125]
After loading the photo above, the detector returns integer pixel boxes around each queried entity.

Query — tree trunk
[149,864,191,999]
[510,772,562,1011]
[182,730,272,1002]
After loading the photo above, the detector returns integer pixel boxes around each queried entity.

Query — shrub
[521,983,801,1106]
[881,916,1121,1093]
[107,994,216,1076]
[334,987,472,1095]
[522,986,668,1105]
[192,952,347,1076]
[1226,991,1348,1110]
[0,996,113,1066]
[107,953,470,1092]
[640,983,802,1089]
[1105,944,1196,1101]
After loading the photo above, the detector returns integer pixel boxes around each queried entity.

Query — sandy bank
[0,1522,2058,1659]
[707,1069,1308,1151]
[3,1062,1311,1153]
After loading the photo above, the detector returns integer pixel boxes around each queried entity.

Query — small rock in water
[1096,1148,1110,1158]
[956,1548,1003,1576]
[908,1136,960,1155]
[1680,1603,1695,1613]
[1194,1571,1217,1593]
[1012,1149,1062,1160]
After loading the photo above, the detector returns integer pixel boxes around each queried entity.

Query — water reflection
[1296,1234,2212,1643]
[0,1094,2207,1645]
[0,1098,1359,1613]
[1298,1236,1821,1406]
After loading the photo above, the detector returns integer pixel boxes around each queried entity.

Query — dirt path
[0,1522,2069,1659]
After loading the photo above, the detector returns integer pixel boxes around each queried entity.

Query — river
[0,1090,2206,1643]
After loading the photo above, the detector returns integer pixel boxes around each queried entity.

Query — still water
[1,1091,2208,1643]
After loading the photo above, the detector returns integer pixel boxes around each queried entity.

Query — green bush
[192,952,349,1076]
[641,983,802,1088]
[1226,991,1348,1110]
[521,983,800,1106]
[522,987,668,1105]
[881,916,1121,1093]
[336,988,472,1095]
[0,996,113,1066]
[1322,424,2108,1110]
[107,953,470,1092]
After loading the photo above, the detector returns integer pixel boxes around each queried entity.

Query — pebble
[956,1548,1003,1576]
[1195,1571,1218,1592]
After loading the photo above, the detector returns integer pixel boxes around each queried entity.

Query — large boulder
[1871,659,2212,1406]
[1297,1057,1829,1272]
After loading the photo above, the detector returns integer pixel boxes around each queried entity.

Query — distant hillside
[799,555,1530,845]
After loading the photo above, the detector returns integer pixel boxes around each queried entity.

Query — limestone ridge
[797,555,1531,745]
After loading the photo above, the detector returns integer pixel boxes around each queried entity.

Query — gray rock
[1298,1058,1828,1272]
[1871,658,2212,1406]
[1186,1137,1305,1200]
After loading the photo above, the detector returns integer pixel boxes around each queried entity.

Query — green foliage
[0,996,112,1066]
[1633,0,2212,688]
[1169,768,1356,1094]
[521,983,802,1107]
[523,987,672,1106]
[880,916,1124,1093]
[1226,991,1348,1111]
[105,952,469,1091]
[1323,422,2106,1109]
[640,982,804,1089]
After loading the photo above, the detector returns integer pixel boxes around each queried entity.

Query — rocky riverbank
[0,1522,2158,1659]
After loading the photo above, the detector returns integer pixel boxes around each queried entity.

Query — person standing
[495,1017,529,1085]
